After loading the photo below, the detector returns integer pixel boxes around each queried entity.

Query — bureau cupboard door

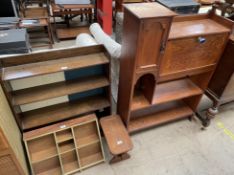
[0,129,25,175]
[160,33,229,76]
[136,19,171,70]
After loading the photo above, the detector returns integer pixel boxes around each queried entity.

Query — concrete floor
[75,99,234,175]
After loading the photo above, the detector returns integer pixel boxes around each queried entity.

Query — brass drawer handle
[198,37,206,44]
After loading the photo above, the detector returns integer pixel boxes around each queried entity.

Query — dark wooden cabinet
[117,2,233,132]
[204,35,234,119]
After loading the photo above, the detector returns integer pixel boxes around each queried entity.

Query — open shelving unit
[117,3,232,133]
[131,78,203,111]
[0,45,112,131]
[24,114,105,175]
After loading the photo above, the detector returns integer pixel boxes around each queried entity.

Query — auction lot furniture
[202,35,234,123]
[0,45,112,131]
[24,114,105,175]
[100,115,133,164]
[115,0,144,12]
[19,18,53,49]
[0,17,19,30]
[19,0,54,48]
[51,1,94,40]
[0,128,26,175]
[157,0,200,14]
[117,3,233,132]
[0,29,30,54]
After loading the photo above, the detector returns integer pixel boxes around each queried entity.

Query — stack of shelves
[24,114,105,175]
[0,45,111,131]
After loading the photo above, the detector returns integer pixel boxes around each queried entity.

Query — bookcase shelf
[0,45,112,132]
[24,114,105,175]
[2,53,109,81]
[129,101,194,133]
[22,95,110,130]
[131,78,203,111]
[12,75,109,106]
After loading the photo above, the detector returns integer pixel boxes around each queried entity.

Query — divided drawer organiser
[24,114,105,175]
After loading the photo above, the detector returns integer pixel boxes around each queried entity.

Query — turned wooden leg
[202,100,220,127]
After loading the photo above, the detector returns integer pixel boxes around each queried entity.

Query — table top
[52,3,94,10]
[100,115,133,155]
[55,0,91,5]
[19,18,48,28]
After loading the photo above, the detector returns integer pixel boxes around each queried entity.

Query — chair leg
[46,19,53,48]
[53,16,60,42]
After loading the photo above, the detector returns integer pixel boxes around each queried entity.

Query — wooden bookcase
[24,114,105,175]
[117,3,233,132]
[0,45,112,131]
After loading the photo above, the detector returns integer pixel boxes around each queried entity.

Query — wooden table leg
[110,153,131,164]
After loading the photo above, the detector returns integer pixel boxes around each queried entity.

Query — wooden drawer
[160,33,229,76]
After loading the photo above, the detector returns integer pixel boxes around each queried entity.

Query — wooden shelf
[80,152,103,168]
[169,19,230,40]
[22,95,110,130]
[2,53,109,81]
[12,75,109,105]
[78,142,103,167]
[76,134,99,149]
[61,150,79,173]
[31,147,58,163]
[56,27,90,40]
[28,135,58,163]
[73,121,100,148]
[129,101,194,133]
[58,140,75,154]
[33,156,62,175]
[56,129,73,143]
[131,78,203,111]
[37,167,62,175]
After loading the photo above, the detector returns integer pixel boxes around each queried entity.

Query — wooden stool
[100,115,133,164]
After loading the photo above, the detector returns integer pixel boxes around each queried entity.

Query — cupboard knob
[198,37,206,44]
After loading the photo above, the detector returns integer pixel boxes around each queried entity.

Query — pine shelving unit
[24,114,105,175]
[0,45,112,131]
